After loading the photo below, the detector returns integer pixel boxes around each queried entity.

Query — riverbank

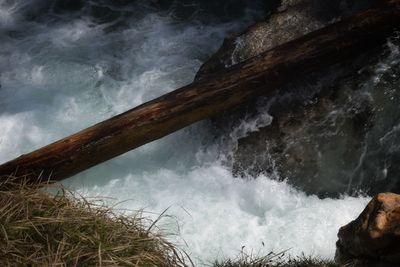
[0,178,187,266]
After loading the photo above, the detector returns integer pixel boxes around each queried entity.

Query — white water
[0,1,371,265]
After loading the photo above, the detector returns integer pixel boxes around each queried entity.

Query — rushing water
[1,0,399,265]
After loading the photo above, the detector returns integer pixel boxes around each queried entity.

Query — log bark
[1,0,400,182]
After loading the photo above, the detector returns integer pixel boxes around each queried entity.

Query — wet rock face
[196,0,376,79]
[335,193,400,266]
[232,76,375,197]
[196,0,400,198]
[229,51,400,198]
[232,60,400,197]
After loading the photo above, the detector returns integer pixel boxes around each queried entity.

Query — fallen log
[1,0,400,182]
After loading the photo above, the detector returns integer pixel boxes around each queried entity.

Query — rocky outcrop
[197,0,400,197]
[232,74,375,197]
[335,193,400,266]
[196,0,376,79]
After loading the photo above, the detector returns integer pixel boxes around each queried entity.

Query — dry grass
[0,177,189,267]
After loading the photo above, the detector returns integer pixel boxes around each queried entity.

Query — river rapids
[0,0,399,265]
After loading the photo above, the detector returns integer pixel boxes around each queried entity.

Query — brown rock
[335,193,400,266]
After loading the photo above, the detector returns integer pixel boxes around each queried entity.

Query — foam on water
[70,162,368,264]
[0,1,379,265]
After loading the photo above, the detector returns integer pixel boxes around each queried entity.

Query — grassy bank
[0,178,338,267]
[0,178,188,266]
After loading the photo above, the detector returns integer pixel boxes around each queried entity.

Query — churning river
[1,1,399,265]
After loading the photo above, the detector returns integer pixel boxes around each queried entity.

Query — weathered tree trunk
[1,0,399,183]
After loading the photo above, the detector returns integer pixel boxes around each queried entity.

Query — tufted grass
[0,177,189,267]
[211,252,339,267]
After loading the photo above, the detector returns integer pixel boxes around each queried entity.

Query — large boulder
[232,76,375,197]
[335,193,400,266]
[198,0,400,198]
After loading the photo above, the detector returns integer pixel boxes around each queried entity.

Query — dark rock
[230,55,400,197]
[232,71,376,198]
[195,0,400,197]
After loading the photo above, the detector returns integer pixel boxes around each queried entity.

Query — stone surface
[232,75,375,197]
[196,0,376,79]
[335,193,400,266]
[197,0,400,197]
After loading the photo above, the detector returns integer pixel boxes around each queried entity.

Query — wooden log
[1,0,400,182]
